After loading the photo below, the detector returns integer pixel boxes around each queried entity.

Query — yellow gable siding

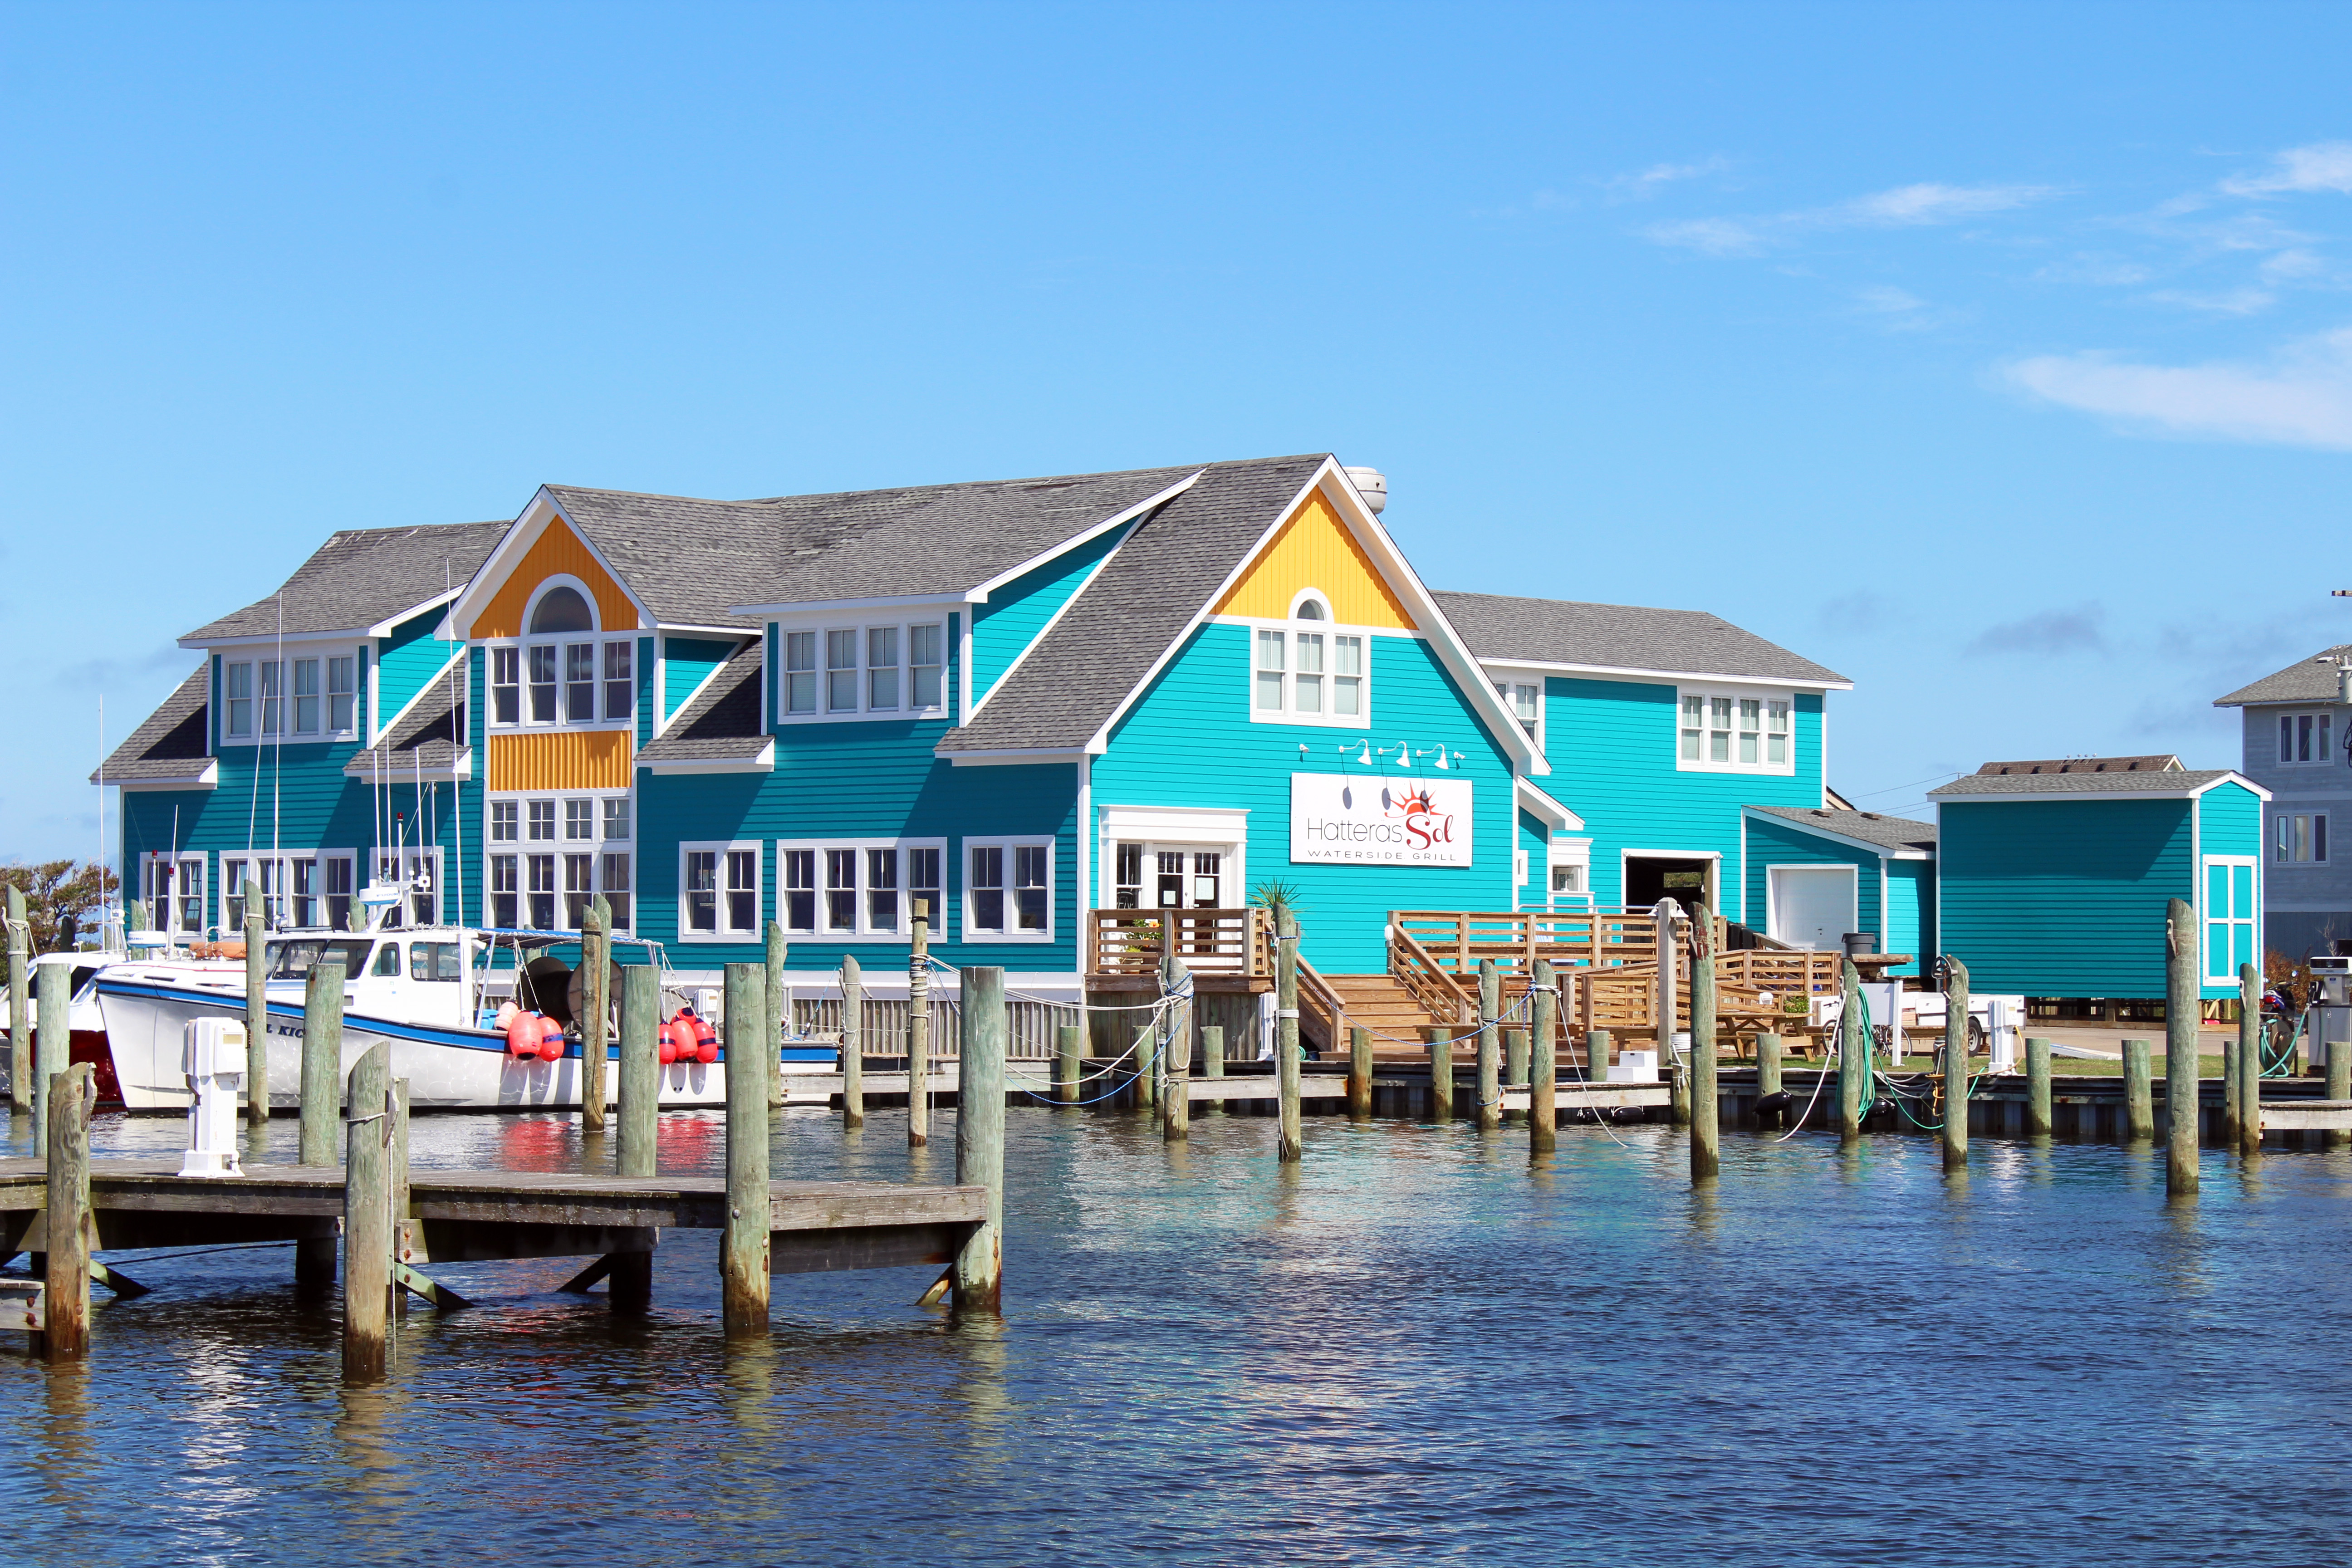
[473,517,637,639]
[1210,489,1417,630]
[487,730,634,792]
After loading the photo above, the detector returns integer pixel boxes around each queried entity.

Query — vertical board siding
[662,637,739,721]
[1091,623,1515,974]
[1544,678,1823,922]
[471,518,634,638]
[376,607,456,733]
[1939,798,2192,997]
[1210,490,1416,630]
[487,730,633,792]
[1741,815,1882,946]
[970,526,1130,705]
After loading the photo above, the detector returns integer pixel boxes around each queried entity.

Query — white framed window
[603,640,633,722]
[1491,678,1541,741]
[681,841,761,941]
[965,838,1052,940]
[1246,593,1370,727]
[488,790,633,931]
[481,583,635,733]
[1546,838,1593,907]
[1676,687,1795,775]
[2277,812,2330,864]
[140,853,209,936]
[223,850,357,931]
[224,661,254,740]
[2278,711,2337,766]
[370,846,443,928]
[291,658,321,735]
[259,660,285,737]
[774,838,946,939]
[328,656,356,735]
[775,617,951,723]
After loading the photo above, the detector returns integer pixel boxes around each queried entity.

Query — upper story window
[1676,687,1795,775]
[2278,711,2338,766]
[225,662,254,740]
[778,619,948,722]
[486,582,633,732]
[222,652,358,743]
[1250,595,1367,727]
[1492,680,1540,739]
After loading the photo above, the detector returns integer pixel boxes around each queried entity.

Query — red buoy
[506,1012,542,1058]
[658,1022,678,1065]
[694,1016,719,1064]
[537,1015,565,1062]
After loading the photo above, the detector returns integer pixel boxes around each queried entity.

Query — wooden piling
[2221,1034,2240,1148]
[1200,1024,1225,1116]
[841,955,866,1129]
[613,964,657,1312]
[2165,897,2199,1196]
[6,883,28,1116]
[1658,899,1690,1125]
[41,1063,94,1362]
[2122,1039,2155,1141]
[1476,959,1502,1132]
[1941,956,1970,1169]
[581,899,610,1131]
[2328,1017,2352,1153]
[1837,959,1864,1144]
[1757,1031,1783,1097]
[1162,955,1191,1142]
[343,1041,393,1384]
[952,965,1006,1313]
[392,1077,411,1312]
[2025,1036,2053,1137]
[1426,1028,1454,1123]
[295,960,346,1294]
[1277,908,1302,1161]
[2239,961,2262,1156]
[765,921,788,1115]
[1690,903,1718,1180]
[721,962,770,1334]
[1529,960,1558,1154]
[243,879,268,1125]
[1347,1026,1372,1119]
[1134,1023,1159,1112]
[907,899,930,1148]
[1051,1023,1078,1106]
[34,960,68,1161]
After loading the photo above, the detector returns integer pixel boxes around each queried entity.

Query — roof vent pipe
[1342,466,1387,515]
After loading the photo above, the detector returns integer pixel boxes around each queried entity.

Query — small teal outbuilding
[1929,757,2269,1001]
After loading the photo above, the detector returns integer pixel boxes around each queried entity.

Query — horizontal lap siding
[1519,808,1547,902]
[1938,798,2191,997]
[1743,815,1881,941]
[2197,780,2265,998]
[377,608,455,732]
[969,525,1128,705]
[1093,624,1516,975]
[662,637,737,721]
[1885,859,1932,977]
[1545,679,1822,924]
[126,742,380,934]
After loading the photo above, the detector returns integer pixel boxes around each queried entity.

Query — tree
[0,860,121,953]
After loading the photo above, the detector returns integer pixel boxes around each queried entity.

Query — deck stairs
[1311,974,1600,1068]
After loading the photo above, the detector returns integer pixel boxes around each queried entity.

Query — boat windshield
[266,938,377,980]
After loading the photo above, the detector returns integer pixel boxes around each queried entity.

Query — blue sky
[5,1,2351,858]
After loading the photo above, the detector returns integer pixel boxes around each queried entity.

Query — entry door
[1190,851,1223,907]
[1155,851,1185,908]
[2204,857,2257,984]
[1770,866,1858,950]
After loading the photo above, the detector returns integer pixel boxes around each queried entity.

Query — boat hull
[96,976,751,1112]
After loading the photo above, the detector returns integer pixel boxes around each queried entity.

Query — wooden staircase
[1315,974,1459,1059]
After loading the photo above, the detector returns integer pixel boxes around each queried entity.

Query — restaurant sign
[1289,772,1473,867]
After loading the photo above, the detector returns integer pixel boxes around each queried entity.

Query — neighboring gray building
[2215,644,2352,958]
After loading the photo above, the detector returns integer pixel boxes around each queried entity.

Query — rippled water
[2,1102,2348,1566]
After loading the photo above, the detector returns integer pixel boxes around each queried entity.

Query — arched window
[1252,593,1364,723]
[1296,598,1327,621]
[529,585,594,634]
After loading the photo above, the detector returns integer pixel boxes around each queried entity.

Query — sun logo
[1393,788,1435,818]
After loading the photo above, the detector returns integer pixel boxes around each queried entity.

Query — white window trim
[485,789,635,931]
[773,836,948,941]
[139,852,210,936]
[2274,810,2330,865]
[1764,862,1861,949]
[1239,591,1376,730]
[1674,685,1797,776]
[2274,709,2341,767]
[771,612,951,725]
[677,839,762,943]
[1545,837,1592,908]
[218,848,360,931]
[2201,854,2259,984]
[1483,664,1546,750]
[1095,804,1250,914]
[217,641,363,746]
[482,633,638,735]
[963,836,1055,943]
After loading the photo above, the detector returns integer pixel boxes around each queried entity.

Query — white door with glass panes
[1113,843,1229,909]
[1769,866,1857,951]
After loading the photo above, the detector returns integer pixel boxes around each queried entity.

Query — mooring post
[765,921,788,1116]
[5,883,28,1116]
[2221,1034,2240,1149]
[840,955,865,1129]
[2165,897,2200,1196]
[34,960,68,1161]
[1277,908,1302,1161]
[1200,1024,1225,1117]
[343,1041,393,1384]
[1754,1031,1782,1127]
[1426,1027,1454,1123]
[1941,956,1970,1167]
[1134,1023,1159,1112]
[2239,961,2263,1156]
[1529,960,1558,1154]
[2122,1039,2155,1141]
[391,1077,411,1314]
[1162,954,1191,1142]
[581,899,610,1132]
[1691,904,1719,1180]
[2328,1014,2352,1152]
[1476,958,1503,1132]
[295,960,346,1295]
[907,899,930,1148]
[1347,1026,1372,1119]
[41,1063,94,1362]
[1837,959,1865,1144]
[721,961,771,1334]
[613,965,657,1313]
[1053,1023,1078,1107]
[953,965,1006,1313]
[1657,899,1690,1125]
[2025,1036,2053,1137]
[243,879,268,1125]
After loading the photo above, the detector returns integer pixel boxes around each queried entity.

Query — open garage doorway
[1623,853,1716,912]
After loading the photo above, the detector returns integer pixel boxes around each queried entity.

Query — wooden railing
[1086,907,1271,978]
[1387,923,1477,1025]
[1390,907,1721,981]
[1572,948,1842,1039]
[1295,951,1346,1051]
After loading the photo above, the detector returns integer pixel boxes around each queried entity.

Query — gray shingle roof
[1975,755,2181,776]
[938,455,1329,754]
[1931,769,2238,798]
[183,521,506,642]
[91,666,212,784]
[1749,804,1936,853]
[545,462,1208,630]
[1430,590,1848,686]
[2215,645,2352,707]
[637,643,767,765]
[341,681,465,777]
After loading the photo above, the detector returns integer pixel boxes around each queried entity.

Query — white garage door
[1770,866,1858,951]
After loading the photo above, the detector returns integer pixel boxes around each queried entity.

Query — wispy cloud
[1645,180,2059,255]
[56,646,194,692]
[1963,604,2107,657]
[2220,141,2352,198]
[1607,156,1731,201]
[2005,328,2352,451]
[1852,284,1962,332]
[1644,216,1767,255]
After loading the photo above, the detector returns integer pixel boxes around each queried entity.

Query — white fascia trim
[372,645,470,748]
[727,595,961,619]
[119,764,220,792]
[1740,806,1901,860]
[966,522,1138,724]
[941,747,1092,767]
[640,741,777,775]
[1514,778,1584,833]
[363,588,462,639]
[446,490,655,639]
[965,470,1205,603]
[1481,656,1852,693]
[182,626,373,652]
[657,621,764,637]
[654,641,751,740]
